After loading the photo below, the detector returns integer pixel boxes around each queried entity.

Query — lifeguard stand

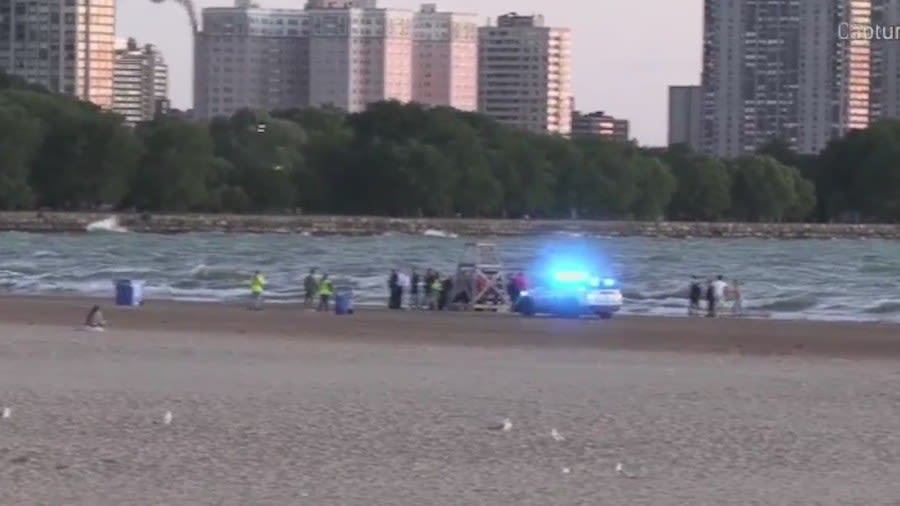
[450,242,510,311]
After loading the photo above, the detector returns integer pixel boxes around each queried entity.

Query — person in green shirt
[250,270,265,310]
[317,274,334,312]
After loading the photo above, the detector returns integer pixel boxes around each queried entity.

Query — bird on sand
[1,407,10,419]
[488,417,512,431]
[616,462,638,478]
[550,428,565,441]
[163,411,173,425]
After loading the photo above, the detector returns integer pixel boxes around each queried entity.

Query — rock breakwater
[1,212,898,239]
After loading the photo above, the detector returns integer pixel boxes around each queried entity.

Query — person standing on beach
[410,269,421,309]
[250,271,265,310]
[317,274,333,312]
[397,270,410,309]
[303,268,318,309]
[708,275,728,317]
[423,269,435,307]
[705,278,716,317]
[388,269,400,309]
[730,280,743,316]
[688,276,702,316]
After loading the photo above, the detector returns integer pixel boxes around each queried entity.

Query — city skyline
[117,0,704,146]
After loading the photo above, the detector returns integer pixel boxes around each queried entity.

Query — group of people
[248,268,335,311]
[387,268,455,310]
[688,275,743,317]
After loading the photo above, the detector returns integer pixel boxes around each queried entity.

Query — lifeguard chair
[450,242,510,311]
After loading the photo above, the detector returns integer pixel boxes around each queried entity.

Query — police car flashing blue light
[515,269,623,319]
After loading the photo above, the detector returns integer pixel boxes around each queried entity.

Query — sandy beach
[2,297,900,504]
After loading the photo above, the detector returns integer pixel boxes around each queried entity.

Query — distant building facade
[0,0,115,107]
[411,4,478,110]
[668,85,703,150]
[571,110,629,142]
[702,0,871,156]
[477,12,572,135]
[195,0,478,119]
[112,38,168,124]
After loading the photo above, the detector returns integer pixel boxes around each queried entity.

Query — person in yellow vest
[250,270,265,310]
[429,272,442,310]
[317,273,334,312]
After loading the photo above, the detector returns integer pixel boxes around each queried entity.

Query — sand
[2,297,900,505]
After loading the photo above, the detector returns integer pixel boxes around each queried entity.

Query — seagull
[550,428,565,442]
[616,462,638,478]
[488,417,512,431]
[1,407,10,419]
[163,411,173,425]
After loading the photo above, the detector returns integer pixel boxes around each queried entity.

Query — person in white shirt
[397,271,411,309]
[710,275,728,317]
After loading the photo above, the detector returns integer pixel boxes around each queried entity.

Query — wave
[862,301,900,314]
[750,295,820,312]
[422,229,458,238]
[86,216,128,233]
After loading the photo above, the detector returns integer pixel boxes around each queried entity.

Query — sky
[117,0,703,146]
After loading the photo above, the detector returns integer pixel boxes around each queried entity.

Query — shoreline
[1,211,900,239]
[2,295,899,358]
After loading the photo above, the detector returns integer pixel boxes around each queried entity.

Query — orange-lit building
[0,0,115,108]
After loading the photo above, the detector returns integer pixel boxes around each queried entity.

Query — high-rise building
[306,5,413,111]
[668,85,703,151]
[0,0,115,108]
[112,38,169,125]
[411,4,478,111]
[195,5,310,119]
[871,0,900,120]
[571,110,629,142]
[702,0,871,156]
[477,13,572,135]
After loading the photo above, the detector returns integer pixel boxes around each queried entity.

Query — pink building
[307,6,413,111]
[412,4,478,111]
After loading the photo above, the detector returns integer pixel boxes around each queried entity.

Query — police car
[514,270,623,319]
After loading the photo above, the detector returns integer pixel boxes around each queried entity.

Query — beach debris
[163,411,173,425]
[487,417,512,431]
[550,428,564,442]
[615,462,639,479]
[562,467,571,474]
[1,407,10,419]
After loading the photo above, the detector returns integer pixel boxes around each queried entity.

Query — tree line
[0,70,897,222]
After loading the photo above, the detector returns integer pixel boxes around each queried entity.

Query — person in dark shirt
[423,269,435,306]
[410,269,420,309]
[438,276,453,310]
[688,276,702,316]
[388,269,400,309]
[705,279,716,317]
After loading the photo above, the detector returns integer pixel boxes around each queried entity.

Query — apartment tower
[112,38,169,125]
[196,5,310,119]
[871,0,900,119]
[702,0,871,156]
[411,3,478,110]
[478,13,572,135]
[0,0,115,107]
[668,85,703,151]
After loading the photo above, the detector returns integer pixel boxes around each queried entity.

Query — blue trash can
[114,279,144,307]
[334,291,353,315]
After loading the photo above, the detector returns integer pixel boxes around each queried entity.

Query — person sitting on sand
[84,305,106,329]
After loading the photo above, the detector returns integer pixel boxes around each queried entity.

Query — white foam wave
[86,216,128,233]
[423,229,458,238]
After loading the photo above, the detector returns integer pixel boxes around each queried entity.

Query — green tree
[0,98,40,209]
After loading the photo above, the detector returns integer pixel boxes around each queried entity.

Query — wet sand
[2,297,900,504]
